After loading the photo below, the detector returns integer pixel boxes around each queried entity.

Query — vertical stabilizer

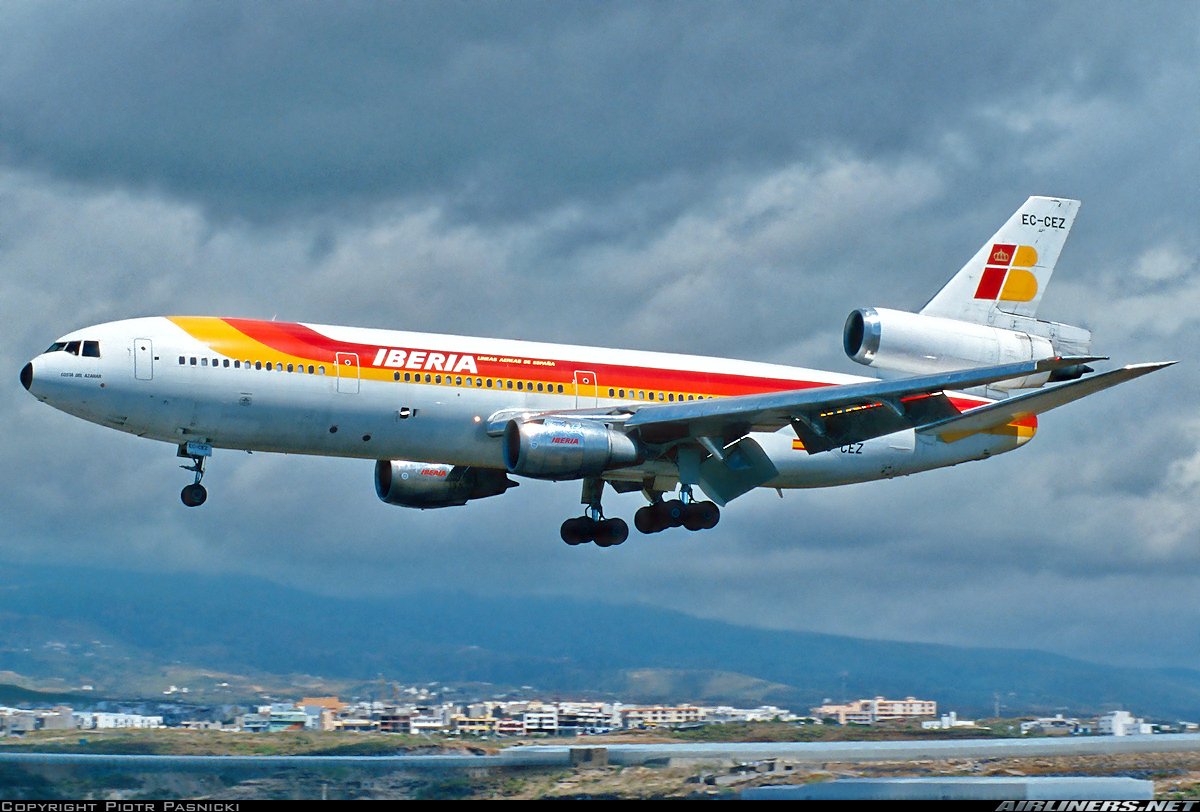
[921,196,1080,324]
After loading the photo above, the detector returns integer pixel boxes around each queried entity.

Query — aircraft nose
[20,362,33,391]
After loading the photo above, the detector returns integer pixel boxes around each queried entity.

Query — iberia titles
[370,348,479,374]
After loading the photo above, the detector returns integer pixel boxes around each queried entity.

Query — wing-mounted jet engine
[375,460,517,509]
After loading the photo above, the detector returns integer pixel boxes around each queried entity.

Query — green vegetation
[0,728,492,757]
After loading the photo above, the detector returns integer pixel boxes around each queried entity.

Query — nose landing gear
[177,442,212,508]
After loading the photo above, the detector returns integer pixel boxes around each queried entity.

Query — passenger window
[265,362,272,370]
[308,365,314,374]
[65,341,81,355]
[486,379,493,388]
[82,341,101,358]
[639,390,645,400]
[318,366,326,374]
[506,381,513,389]
[516,381,524,390]
[190,357,198,366]
[394,371,400,381]
[658,392,664,401]
[178,356,185,365]
[687,395,694,400]
[465,377,473,387]
[287,363,294,372]
[608,388,615,397]
[557,384,564,393]
[455,376,462,385]
[404,372,411,382]
[668,393,675,401]
[435,374,442,384]
[234,361,241,369]
[537,383,544,392]
[475,378,482,387]
[222,359,229,368]
[201,358,208,367]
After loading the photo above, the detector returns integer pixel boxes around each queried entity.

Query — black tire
[597,518,628,546]
[682,503,707,532]
[634,506,660,535]
[698,501,720,530]
[660,499,685,528]
[180,483,207,508]
[560,517,591,545]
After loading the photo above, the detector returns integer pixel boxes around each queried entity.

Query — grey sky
[3,2,1198,671]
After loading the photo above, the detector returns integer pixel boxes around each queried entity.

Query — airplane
[20,196,1172,547]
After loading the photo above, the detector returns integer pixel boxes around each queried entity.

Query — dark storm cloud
[1,1,1193,222]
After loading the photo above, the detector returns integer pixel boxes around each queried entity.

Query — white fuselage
[23,316,1030,494]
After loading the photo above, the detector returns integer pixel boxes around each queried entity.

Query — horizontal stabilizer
[918,362,1176,442]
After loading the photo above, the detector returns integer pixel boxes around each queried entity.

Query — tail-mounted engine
[375,460,517,509]
[503,418,641,480]
[844,307,1092,390]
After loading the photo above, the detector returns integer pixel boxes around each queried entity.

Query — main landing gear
[177,442,212,508]
[561,480,720,547]
[561,477,630,547]
[634,487,720,535]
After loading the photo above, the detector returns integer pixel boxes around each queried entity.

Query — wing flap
[918,362,1176,442]
[790,392,962,453]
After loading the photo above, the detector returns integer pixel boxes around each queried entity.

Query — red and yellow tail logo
[974,244,1039,302]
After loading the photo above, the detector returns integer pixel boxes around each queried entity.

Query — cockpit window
[44,342,67,354]
[82,341,101,358]
[65,341,81,355]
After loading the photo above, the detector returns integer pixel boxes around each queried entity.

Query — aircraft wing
[623,355,1103,453]
[916,362,1175,443]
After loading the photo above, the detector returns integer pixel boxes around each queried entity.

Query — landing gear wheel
[560,517,595,545]
[683,500,720,531]
[594,518,629,547]
[180,483,208,507]
[659,499,685,528]
[634,505,660,535]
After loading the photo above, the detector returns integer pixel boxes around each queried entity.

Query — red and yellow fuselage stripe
[168,316,1036,439]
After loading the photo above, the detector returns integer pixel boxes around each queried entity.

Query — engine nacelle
[844,307,1058,390]
[374,460,517,509]
[503,418,641,480]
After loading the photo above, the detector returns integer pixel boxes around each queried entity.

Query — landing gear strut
[177,442,212,507]
[560,478,629,547]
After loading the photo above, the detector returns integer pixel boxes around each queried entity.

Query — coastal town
[2,690,1189,739]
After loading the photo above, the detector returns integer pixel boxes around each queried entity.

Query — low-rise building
[76,712,163,730]
[620,705,704,728]
[811,696,936,725]
[921,711,979,731]
[1097,710,1153,736]
[1020,714,1085,735]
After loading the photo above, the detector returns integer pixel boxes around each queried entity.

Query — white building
[76,712,163,729]
[1097,710,1153,736]
[921,711,979,730]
